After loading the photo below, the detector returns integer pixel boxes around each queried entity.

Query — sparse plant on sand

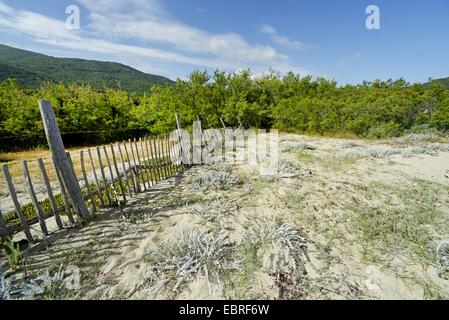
[238,217,309,298]
[0,272,12,300]
[241,217,308,274]
[279,159,303,177]
[337,143,449,160]
[337,146,400,159]
[437,240,449,280]
[339,142,361,149]
[391,133,445,146]
[1,237,22,269]
[281,142,316,153]
[1,263,71,300]
[185,197,237,222]
[188,165,239,191]
[144,230,238,296]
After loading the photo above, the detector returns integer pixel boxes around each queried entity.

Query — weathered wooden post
[0,209,7,238]
[3,164,34,242]
[38,100,89,220]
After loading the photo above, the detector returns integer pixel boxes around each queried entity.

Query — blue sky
[0,0,448,84]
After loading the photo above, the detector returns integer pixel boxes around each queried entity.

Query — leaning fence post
[22,160,48,236]
[2,164,33,243]
[38,100,89,220]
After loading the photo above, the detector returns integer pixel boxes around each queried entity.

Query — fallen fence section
[0,102,189,243]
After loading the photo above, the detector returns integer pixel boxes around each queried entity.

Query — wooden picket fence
[0,101,194,244]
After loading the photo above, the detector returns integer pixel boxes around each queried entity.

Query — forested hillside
[0,44,173,93]
[1,70,448,151]
[428,77,449,89]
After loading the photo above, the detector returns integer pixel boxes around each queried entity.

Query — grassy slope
[0,44,173,93]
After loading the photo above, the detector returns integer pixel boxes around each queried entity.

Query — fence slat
[175,114,189,167]
[174,131,184,171]
[110,144,127,202]
[152,136,164,180]
[38,159,64,229]
[125,140,140,193]
[88,148,105,208]
[160,135,169,178]
[134,138,148,190]
[140,137,153,187]
[3,164,34,242]
[128,139,142,192]
[167,133,178,173]
[96,146,112,204]
[52,159,75,224]
[80,151,96,213]
[148,136,160,182]
[118,142,135,196]
[67,153,90,219]
[21,160,48,236]
[103,145,119,204]
[164,134,172,175]
[0,209,7,237]
[143,137,156,186]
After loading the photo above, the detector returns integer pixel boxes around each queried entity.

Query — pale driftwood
[21,160,48,236]
[117,142,133,198]
[38,100,89,220]
[0,209,7,237]
[2,164,34,242]
[80,151,97,213]
[96,146,112,204]
[52,158,75,224]
[110,144,127,202]
[88,148,106,208]
[38,158,64,229]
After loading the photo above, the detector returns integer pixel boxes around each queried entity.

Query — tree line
[1,70,448,151]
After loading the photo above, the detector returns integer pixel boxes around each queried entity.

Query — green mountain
[0,44,173,93]
[427,77,449,89]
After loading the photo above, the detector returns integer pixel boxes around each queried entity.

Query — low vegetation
[2,69,449,152]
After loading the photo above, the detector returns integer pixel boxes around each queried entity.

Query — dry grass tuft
[144,230,238,295]
[188,165,239,191]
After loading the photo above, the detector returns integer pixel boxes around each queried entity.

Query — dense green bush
[1,70,448,151]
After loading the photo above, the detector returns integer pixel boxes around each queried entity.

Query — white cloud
[77,0,286,64]
[259,24,277,35]
[259,24,308,51]
[0,0,310,78]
